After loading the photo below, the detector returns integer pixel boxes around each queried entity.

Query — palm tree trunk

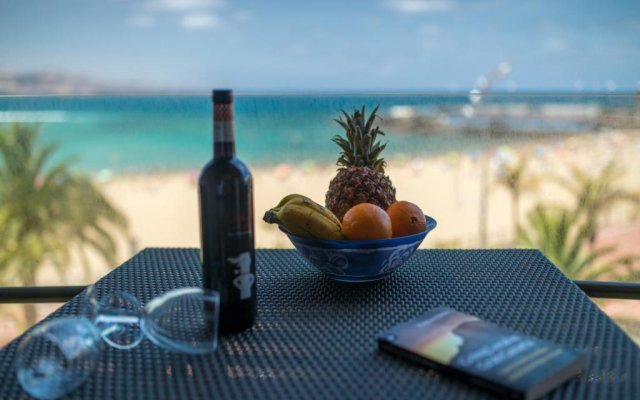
[586,212,598,248]
[21,268,38,327]
[588,230,598,248]
[479,153,489,247]
[512,191,520,244]
[23,303,37,327]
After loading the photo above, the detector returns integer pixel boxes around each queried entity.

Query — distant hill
[0,71,154,95]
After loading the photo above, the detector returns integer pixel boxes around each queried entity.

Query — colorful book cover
[378,308,587,399]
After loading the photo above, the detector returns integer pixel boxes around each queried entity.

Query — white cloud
[180,13,222,30]
[384,0,454,14]
[127,0,247,32]
[544,38,568,51]
[147,0,224,12]
[128,14,156,28]
[497,61,511,76]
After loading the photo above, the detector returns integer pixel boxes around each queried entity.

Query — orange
[342,203,392,240]
[387,201,426,238]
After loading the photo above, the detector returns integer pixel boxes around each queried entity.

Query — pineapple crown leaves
[332,105,387,172]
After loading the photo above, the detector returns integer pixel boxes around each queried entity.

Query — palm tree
[0,123,129,325]
[495,154,538,241]
[518,205,634,280]
[555,161,640,246]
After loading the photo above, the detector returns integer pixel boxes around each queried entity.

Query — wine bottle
[199,89,256,334]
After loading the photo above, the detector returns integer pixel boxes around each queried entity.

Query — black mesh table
[1,249,638,399]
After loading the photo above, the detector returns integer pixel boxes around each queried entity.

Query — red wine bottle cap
[212,90,233,104]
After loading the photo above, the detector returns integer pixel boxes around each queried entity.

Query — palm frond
[0,123,130,289]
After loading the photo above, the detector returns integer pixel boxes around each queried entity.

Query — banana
[280,195,342,227]
[263,195,345,240]
[274,193,307,208]
[277,203,345,240]
[269,194,342,226]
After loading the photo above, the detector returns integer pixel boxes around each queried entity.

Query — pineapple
[325,106,396,220]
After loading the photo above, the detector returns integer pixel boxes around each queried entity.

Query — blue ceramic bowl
[281,215,437,282]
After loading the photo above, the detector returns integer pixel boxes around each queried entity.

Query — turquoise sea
[0,94,635,174]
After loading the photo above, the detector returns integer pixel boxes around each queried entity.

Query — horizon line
[1,89,639,98]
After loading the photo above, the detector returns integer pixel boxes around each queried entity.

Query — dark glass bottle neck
[215,141,235,159]
[213,102,236,159]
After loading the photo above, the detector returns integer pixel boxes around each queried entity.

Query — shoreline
[78,126,640,180]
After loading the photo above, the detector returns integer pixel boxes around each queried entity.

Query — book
[378,307,587,400]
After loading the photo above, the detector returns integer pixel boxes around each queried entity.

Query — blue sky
[1,0,639,91]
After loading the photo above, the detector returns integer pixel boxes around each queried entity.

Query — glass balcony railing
[1,92,639,344]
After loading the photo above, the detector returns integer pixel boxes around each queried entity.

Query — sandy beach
[99,129,640,252]
[1,129,639,345]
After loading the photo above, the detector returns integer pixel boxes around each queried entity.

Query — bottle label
[214,103,234,143]
[227,252,255,300]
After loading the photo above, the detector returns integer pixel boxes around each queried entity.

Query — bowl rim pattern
[280,215,437,247]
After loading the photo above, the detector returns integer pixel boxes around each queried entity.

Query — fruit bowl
[281,215,437,282]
